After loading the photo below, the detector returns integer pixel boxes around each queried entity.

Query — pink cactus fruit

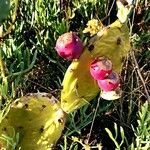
[55,32,83,60]
[90,57,113,80]
[98,71,120,92]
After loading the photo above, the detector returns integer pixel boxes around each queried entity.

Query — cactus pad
[61,50,99,113]
[61,20,131,113]
[0,93,66,150]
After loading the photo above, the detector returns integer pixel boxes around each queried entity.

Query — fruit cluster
[90,58,120,92]
[55,32,120,93]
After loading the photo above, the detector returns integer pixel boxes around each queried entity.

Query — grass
[0,0,150,149]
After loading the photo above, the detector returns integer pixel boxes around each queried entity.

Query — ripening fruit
[55,32,83,60]
[90,57,112,80]
[98,71,120,91]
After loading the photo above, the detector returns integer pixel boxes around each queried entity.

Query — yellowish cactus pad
[61,50,99,113]
[61,20,131,113]
[0,93,66,150]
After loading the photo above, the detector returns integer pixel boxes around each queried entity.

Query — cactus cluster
[0,12,131,150]
[59,20,130,113]
[0,19,131,149]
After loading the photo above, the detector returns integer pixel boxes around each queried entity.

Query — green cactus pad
[0,93,66,150]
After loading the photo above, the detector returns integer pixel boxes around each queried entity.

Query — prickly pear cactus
[0,93,66,150]
[61,20,131,113]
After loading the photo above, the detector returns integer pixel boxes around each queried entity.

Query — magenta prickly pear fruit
[55,32,83,60]
[98,71,120,92]
[90,57,112,80]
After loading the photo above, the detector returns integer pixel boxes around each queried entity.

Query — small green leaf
[120,126,125,146]
[105,128,120,149]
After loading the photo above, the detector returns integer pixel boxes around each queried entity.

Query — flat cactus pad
[0,93,66,150]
